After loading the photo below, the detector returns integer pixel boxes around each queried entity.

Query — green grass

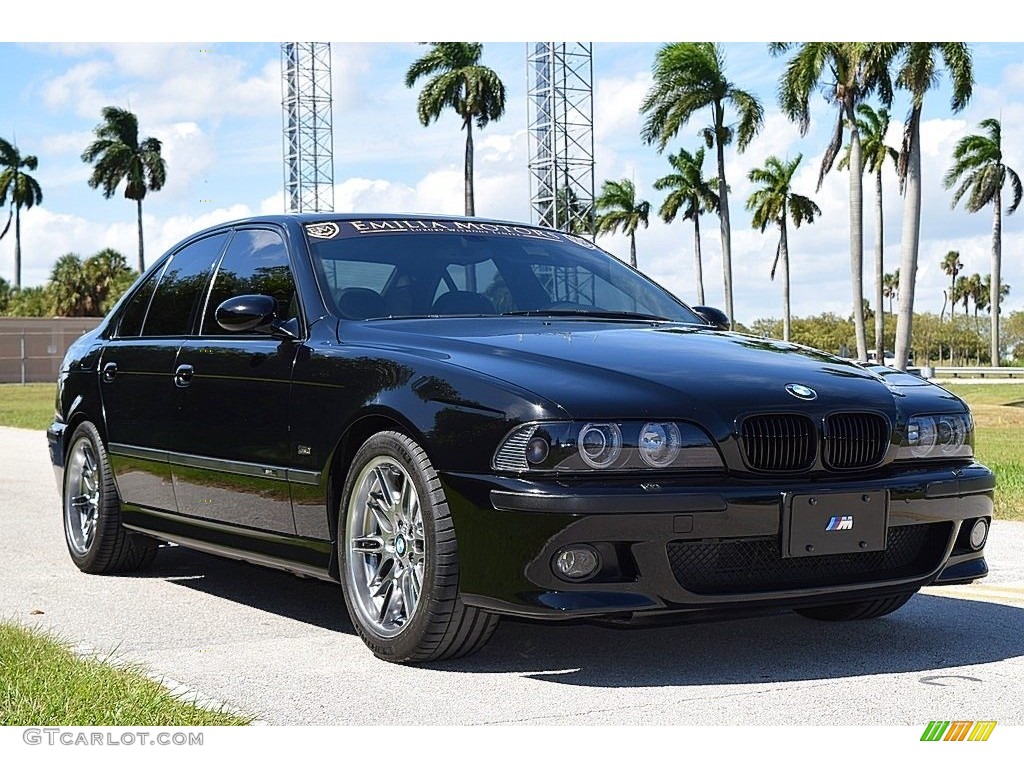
[0,622,250,726]
[3,381,1021,519]
[0,383,56,430]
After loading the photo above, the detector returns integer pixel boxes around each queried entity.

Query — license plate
[784,491,888,558]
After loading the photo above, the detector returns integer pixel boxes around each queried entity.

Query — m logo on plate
[826,515,854,531]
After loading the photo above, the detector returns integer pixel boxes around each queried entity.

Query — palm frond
[1006,166,1023,215]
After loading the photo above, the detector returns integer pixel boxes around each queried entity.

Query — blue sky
[2,11,1022,325]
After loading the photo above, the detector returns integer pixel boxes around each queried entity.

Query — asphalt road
[2,425,1022,726]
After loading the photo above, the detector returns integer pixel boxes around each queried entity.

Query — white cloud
[40,44,280,123]
[151,122,216,201]
[594,72,651,147]
[43,61,109,116]
[38,131,94,156]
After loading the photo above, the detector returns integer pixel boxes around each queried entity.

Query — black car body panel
[49,214,994,646]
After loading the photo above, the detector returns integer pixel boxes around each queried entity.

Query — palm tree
[940,250,963,321]
[944,117,1021,365]
[839,104,898,361]
[653,147,719,304]
[0,138,44,289]
[883,269,900,315]
[771,43,895,362]
[81,107,167,273]
[594,179,650,269]
[745,155,821,341]
[966,273,987,332]
[982,274,1011,355]
[892,43,973,370]
[953,274,972,316]
[404,43,506,218]
[640,42,763,328]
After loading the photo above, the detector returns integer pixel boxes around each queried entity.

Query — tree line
[748,309,1024,366]
[0,249,136,317]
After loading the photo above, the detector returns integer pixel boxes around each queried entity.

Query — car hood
[342,319,910,432]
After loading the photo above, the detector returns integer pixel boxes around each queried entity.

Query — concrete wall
[0,318,103,384]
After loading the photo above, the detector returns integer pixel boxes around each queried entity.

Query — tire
[794,591,916,622]
[338,431,499,663]
[62,421,158,574]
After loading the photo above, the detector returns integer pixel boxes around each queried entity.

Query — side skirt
[122,506,337,583]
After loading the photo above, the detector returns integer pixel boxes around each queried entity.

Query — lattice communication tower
[281,43,334,213]
[527,43,595,236]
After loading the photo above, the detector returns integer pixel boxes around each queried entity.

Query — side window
[115,268,161,338]
[202,229,297,334]
[142,233,228,337]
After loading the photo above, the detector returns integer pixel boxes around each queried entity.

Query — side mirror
[215,295,297,339]
[692,305,730,330]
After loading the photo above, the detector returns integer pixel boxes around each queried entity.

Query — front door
[170,227,301,534]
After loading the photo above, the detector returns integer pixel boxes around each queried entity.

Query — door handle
[174,364,194,388]
[102,362,118,383]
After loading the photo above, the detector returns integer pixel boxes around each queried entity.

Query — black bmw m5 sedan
[48,214,994,663]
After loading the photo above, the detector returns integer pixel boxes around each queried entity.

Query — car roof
[190,212,554,233]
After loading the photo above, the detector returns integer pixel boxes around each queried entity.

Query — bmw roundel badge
[786,384,818,401]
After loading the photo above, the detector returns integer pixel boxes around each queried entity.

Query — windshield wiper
[501,309,672,322]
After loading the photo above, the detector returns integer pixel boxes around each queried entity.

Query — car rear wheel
[338,430,499,663]
[63,421,158,574]
[793,591,916,621]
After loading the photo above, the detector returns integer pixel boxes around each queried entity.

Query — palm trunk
[895,108,922,371]
[464,118,475,217]
[14,204,21,290]
[629,232,637,269]
[693,215,705,305]
[991,188,1001,365]
[780,219,791,342]
[136,198,145,273]
[848,109,867,361]
[714,104,733,328]
[873,168,884,363]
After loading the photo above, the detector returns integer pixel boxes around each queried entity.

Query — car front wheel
[63,421,158,574]
[338,431,498,663]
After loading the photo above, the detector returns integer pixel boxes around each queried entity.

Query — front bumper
[46,418,68,493]
[441,462,994,620]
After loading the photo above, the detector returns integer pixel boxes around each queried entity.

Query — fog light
[553,545,601,581]
[969,518,989,551]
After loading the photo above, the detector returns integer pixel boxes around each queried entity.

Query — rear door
[101,233,228,512]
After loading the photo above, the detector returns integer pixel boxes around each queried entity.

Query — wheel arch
[324,408,431,579]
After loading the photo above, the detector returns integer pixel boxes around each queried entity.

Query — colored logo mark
[785,383,817,401]
[825,515,854,531]
[920,721,996,741]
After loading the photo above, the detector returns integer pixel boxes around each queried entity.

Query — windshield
[304,219,703,324]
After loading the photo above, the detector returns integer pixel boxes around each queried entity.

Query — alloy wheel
[345,457,426,638]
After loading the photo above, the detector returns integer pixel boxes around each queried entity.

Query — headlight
[638,422,682,467]
[897,413,973,461]
[578,423,623,469]
[492,420,723,473]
